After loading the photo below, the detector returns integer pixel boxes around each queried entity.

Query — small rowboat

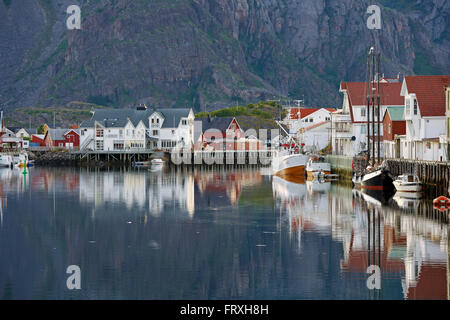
[393,174,423,193]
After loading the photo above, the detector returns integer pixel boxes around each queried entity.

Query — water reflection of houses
[78,169,195,217]
[273,177,450,299]
[194,168,263,207]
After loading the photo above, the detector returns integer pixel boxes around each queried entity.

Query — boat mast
[371,49,376,166]
[377,53,381,165]
[366,51,371,163]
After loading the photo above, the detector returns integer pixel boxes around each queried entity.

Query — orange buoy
[434,204,448,212]
[433,196,449,206]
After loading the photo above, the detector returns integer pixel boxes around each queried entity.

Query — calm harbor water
[0,166,448,300]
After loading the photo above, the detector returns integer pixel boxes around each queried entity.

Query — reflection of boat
[392,195,421,210]
[272,176,306,201]
[306,156,331,180]
[0,153,13,168]
[393,175,423,193]
[353,188,394,207]
[272,151,308,179]
[306,180,331,193]
[395,191,423,199]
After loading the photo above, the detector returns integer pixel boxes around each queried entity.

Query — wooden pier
[31,149,273,167]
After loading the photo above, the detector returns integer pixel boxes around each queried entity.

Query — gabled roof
[46,129,68,141]
[157,108,192,128]
[23,128,37,135]
[6,127,21,133]
[197,117,235,133]
[340,82,404,107]
[385,106,405,121]
[289,108,335,120]
[80,107,192,129]
[403,75,450,117]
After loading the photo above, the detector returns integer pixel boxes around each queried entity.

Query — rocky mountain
[0,0,448,113]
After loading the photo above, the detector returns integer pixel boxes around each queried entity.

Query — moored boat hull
[353,169,394,192]
[272,153,308,179]
[393,182,423,193]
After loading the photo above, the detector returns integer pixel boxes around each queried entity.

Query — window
[153,130,159,136]
[388,124,391,134]
[361,108,366,117]
[96,141,104,150]
[114,142,124,150]
[96,129,104,138]
[172,130,175,135]
[152,118,154,124]
[361,125,367,134]
[413,99,418,115]
[309,118,313,122]
[406,99,410,116]
[182,120,187,125]
[157,118,160,124]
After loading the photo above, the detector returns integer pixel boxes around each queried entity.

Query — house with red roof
[283,107,335,152]
[333,78,404,156]
[400,75,450,161]
[285,107,335,134]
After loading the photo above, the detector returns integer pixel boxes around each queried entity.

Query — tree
[37,124,45,134]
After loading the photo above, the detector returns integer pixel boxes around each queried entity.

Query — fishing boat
[272,151,309,179]
[393,174,423,193]
[272,121,308,180]
[151,158,164,165]
[149,158,164,172]
[352,47,394,193]
[306,156,331,180]
[13,153,32,168]
[0,153,13,168]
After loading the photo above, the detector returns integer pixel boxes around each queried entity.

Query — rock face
[0,0,448,111]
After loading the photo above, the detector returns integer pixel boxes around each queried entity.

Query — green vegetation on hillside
[4,101,110,128]
[196,101,286,120]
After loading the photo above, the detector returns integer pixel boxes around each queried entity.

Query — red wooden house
[31,134,46,146]
[44,128,80,149]
[195,117,244,151]
[383,106,406,158]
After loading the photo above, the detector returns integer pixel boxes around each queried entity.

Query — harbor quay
[31,148,275,167]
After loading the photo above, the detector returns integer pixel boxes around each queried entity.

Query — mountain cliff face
[0,0,448,112]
